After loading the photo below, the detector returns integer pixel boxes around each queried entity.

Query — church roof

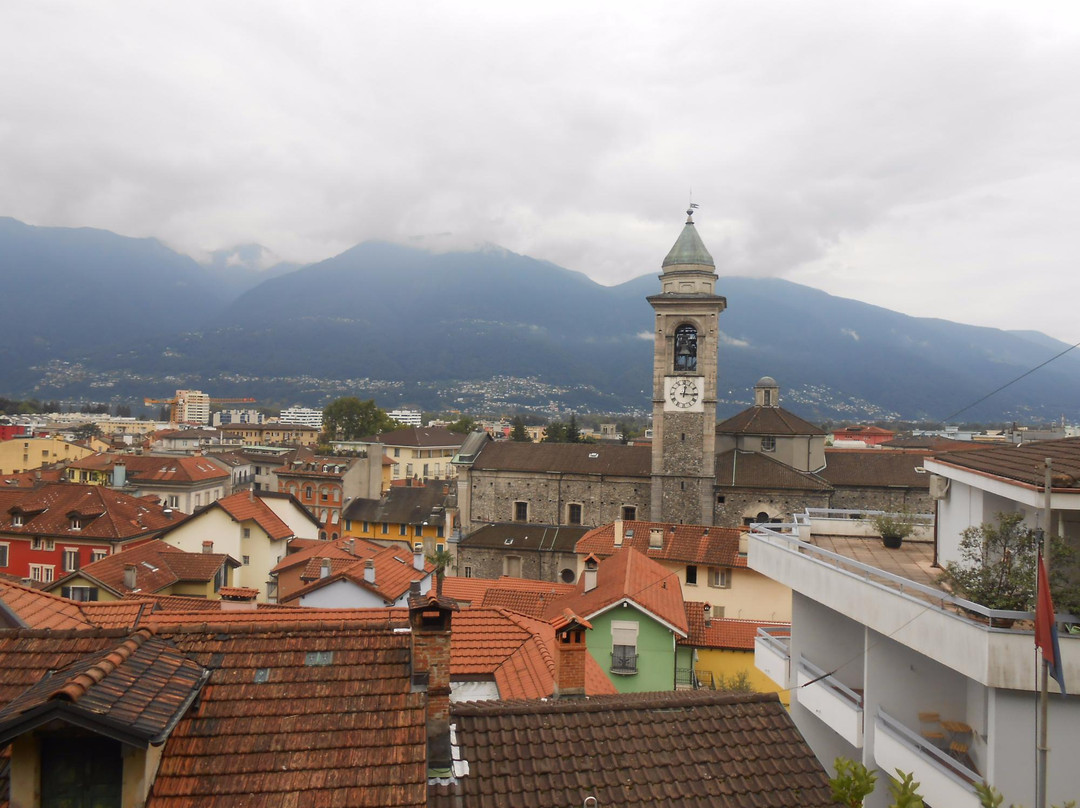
[661,209,714,270]
[716,405,825,437]
[715,450,833,492]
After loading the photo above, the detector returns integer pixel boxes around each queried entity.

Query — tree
[427,548,455,596]
[72,422,102,442]
[566,414,581,443]
[510,416,531,442]
[829,758,877,808]
[938,512,1077,614]
[322,397,396,442]
[542,421,568,443]
[446,415,477,434]
[114,404,132,418]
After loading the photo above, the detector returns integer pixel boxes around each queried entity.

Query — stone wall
[453,545,580,585]
[827,486,933,515]
[714,488,831,528]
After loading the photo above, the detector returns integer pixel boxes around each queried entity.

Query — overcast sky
[2,1,1078,342]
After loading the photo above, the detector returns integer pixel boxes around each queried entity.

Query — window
[709,568,732,589]
[91,549,109,562]
[320,487,329,502]
[69,517,83,531]
[242,528,251,538]
[0,543,8,567]
[167,495,179,508]
[406,464,413,478]
[567,503,582,525]
[12,514,22,527]
[673,324,698,372]
[621,506,636,522]
[463,566,472,578]
[610,620,639,674]
[513,501,528,522]
[63,548,80,572]
[29,564,55,583]
[381,522,389,535]
[304,486,314,500]
[560,567,576,583]
[414,524,422,537]
[399,524,407,536]
[393,448,401,458]
[61,585,98,601]
[685,564,698,586]
[761,436,776,452]
[436,543,444,554]
[504,555,522,577]
[362,521,370,533]
[243,555,250,565]
[31,538,55,551]
[437,525,444,538]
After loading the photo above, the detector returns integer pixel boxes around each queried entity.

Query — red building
[831,425,896,446]
[0,424,29,441]
[0,483,177,584]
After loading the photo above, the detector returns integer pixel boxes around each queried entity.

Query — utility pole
[1036,458,1052,808]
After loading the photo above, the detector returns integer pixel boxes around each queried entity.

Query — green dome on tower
[661,208,714,270]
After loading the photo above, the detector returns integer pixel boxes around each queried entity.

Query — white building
[279,406,324,430]
[388,409,423,427]
[175,390,211,425]
[750,439,1080,808]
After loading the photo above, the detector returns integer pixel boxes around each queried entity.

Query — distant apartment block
[212,408,265,427]
[388,409,422,427]
[175,389,211,425]
[280,406,324,430]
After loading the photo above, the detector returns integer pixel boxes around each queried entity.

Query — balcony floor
[809,535,938,587]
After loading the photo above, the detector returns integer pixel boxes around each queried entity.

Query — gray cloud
[1,1,1078,341]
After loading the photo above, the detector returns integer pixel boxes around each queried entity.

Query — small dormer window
[70,517,83,531]
[12,514,23,527]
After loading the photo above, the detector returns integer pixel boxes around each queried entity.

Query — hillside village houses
[1,210,1079,804]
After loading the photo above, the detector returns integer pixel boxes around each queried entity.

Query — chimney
[583,556,598,593]
[408,582,456,772]
[202,541,213,554]
[346,538,355,556]
[703,603,712,628]
[112,462,126,488]
[649,527,664,550]
[613,520,623,548]
[414,547,424,571]
[124,564,136,590]
[553,612,590,699]
[738,532,749,557]
[249,486,254,501]
[363,559,375,584]
[320,559,331,578]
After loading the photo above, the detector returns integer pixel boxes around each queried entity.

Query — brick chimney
[553,611,591,700]
[408,581,457,772]
[201,541,213,554]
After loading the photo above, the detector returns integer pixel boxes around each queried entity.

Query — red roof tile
[548,548,689,636]
[576,520,746,568]
[51,540,233,596]
[0,483,177,540]
[681,602,789,650]
[66,453,229,483]
[716,405,825,436]
[439,576,575,606]
[471,441,651,476]
[0,580,96,629]
[715,449,833,491]
[212,490,302,540]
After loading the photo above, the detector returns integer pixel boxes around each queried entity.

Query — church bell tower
[649,208,726,524]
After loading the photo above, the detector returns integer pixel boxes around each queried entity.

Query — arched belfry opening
[674,324,697,372]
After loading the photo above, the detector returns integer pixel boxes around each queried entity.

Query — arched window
[304,486,314,500]
[674,324,697,372]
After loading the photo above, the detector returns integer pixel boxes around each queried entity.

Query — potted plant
[873,512,915,549]
[937,512,1078,623]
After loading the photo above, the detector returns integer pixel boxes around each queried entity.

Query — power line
[936,338,1080,425]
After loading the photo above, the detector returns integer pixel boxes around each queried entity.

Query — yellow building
[45,539,238,602]
[334,426,464,482]
[341,481,451,556]
[0,436,95,475]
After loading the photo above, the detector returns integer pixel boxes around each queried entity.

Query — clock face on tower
[665,376,702,411]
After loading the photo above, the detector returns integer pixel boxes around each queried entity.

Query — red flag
[1035,555,1066,695]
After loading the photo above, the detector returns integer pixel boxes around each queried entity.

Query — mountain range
[2,216,1078,423]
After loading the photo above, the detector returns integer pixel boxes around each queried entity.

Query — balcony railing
[754,626,791,688]
[610,651,638,675]
[749,523,1075,630]
[797,656,864,747]
[875,707,982,808]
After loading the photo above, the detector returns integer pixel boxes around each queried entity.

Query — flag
[1035,555,1067,695]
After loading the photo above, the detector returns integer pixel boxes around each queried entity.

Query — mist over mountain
[2,217,1078,423]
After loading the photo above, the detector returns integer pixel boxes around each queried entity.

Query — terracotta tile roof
[0,627,207,747]
[928,435,1080,490]
[271,535,376,574]
[480,588,568,618]
[287,544,434,604]
[0,468,65,487]
[576,520,746,568]
[0,580,96,629]
[470,441,652,476]
[432,691,834,808]
[79,600,153,628]
[458,522,589,552]
[881,435,985,451]
[66,454,230,483]
[0,483,177,540]
[125,593,300,613]
[715,449,833,491]
[716,405,825,436]
[209,490,303,540]
[273,455,358,478]
[218,586,260,600]
[548,548,689,636]
[819,448,933,488]
[439,576,575,607]
[52,540,234,597]
[681,602,789,650]
[362,426,464,448]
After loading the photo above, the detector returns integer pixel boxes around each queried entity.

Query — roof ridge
[51,626,156,703]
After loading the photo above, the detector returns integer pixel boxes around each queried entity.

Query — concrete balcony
[797,656,864,748]
[748,524,1079,692]
[754,626,790,688]
[874,708,982,808]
